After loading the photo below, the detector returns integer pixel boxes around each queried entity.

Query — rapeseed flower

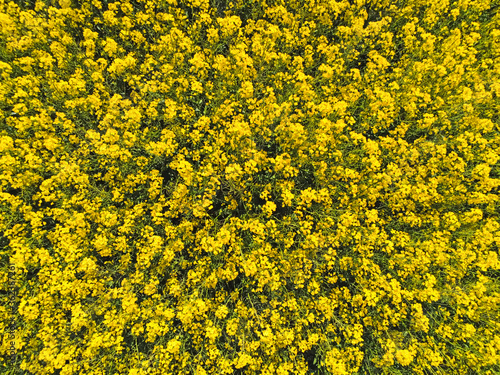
[2,1,499,375]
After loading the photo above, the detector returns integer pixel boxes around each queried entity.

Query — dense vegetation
[1,0,499,374]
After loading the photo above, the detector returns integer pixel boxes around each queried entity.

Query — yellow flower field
[1,0,499,374]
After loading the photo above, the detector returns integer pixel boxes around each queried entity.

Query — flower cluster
[0,0,499,375]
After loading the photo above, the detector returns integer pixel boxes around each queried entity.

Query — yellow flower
[93,233,111,256]
[282,188,294,207]
[274,152,292,174]
[102,128,120,144]
[191,79,204,94]
[242,257,258,277]
[239,80,254,98]
[70,303,88,330]
[462,86,473,101]
[234,353,252,369]
[128,368,146,375]
[244,159,259,175]
[43,137,60,152]
[225,163,243,182]
[146,320,161,342]
[189,51,209,72]
[108,53,136,77]
[0,135,14,152]
[395,349,414,366]
[215,305,229,319]
[77,257,98,275]
[425,348,443,367]
[226,318,239,336]
[207,27,219,44]
[196,364,207,375]
[166,338,181,354]
[205,323,220,343]
[307,279,320,295]
[58,0,72,8]
[188,0,209,9]
[442,212,461,231]
[325,348,348,375]
[144,279,158,296]
[213,54,231,73]
[471,163,491,180]
[217,15,242,38]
